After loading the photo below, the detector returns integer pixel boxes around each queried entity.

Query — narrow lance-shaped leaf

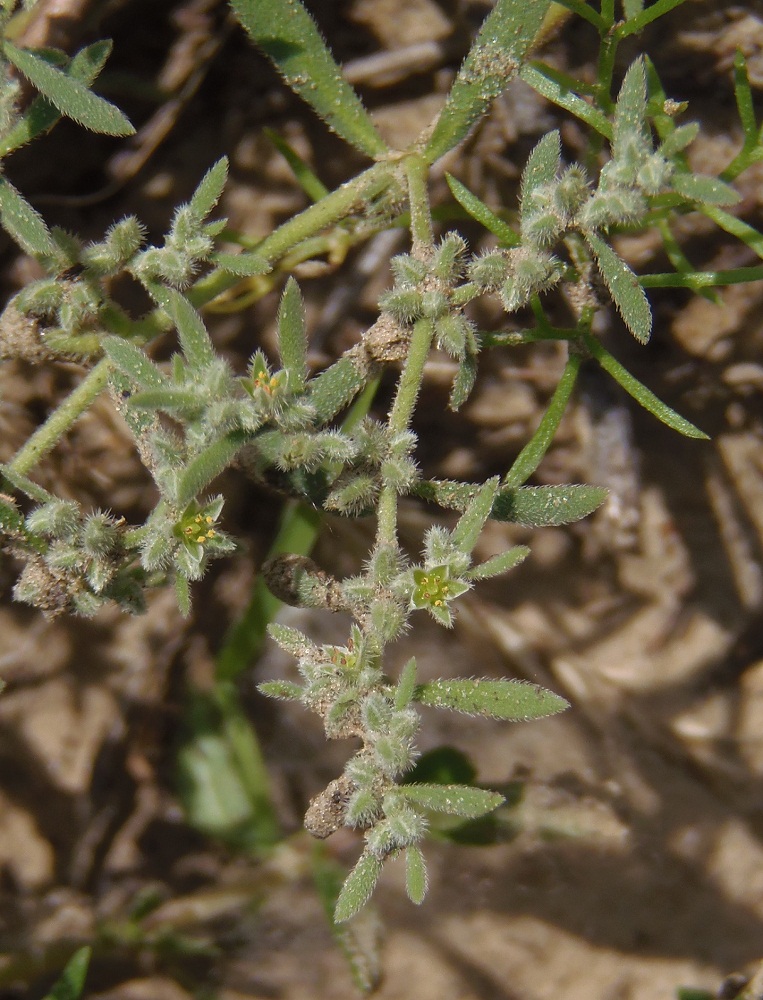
[42,946,91,1000]
[229,0,386,158]
[277,277,308,392]
[423,0,552,164]
[465,544,530,581]
[213,251,271,276]
[398,783,505,818]
[175,432,248,507]
[150,286,216,369]
[671,173,740,207]
[504,351,583,488]
[309,356,366,422]
[585,233,652,344]
[405,844,428,906]
[449,352,478,411]
[395,657,418,710]
[334,849,384,923]
[175,573,192,618]
[450,476,499,554]
[127,387,207,416]
[188,157,229,219]
[414,678,569,721]
[493,484,608,526]
[446,173,519,246]
[0,176,55,256]
[102,336,167,390]
[519,62,613,140]
[3,40,134,136]
[520,130,561,218]
[613,59,649,162]
[0,40,114,156]
[583,332,709,439]
[265,126,329,201]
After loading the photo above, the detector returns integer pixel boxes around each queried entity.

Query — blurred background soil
[1,0,763,997]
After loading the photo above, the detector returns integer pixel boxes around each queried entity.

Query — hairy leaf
[672,173,741,207]
[585,233,652,343]
[3,40,134,136]
[150,286,216,369]
[213,251,271,276]
[175,433,248,507]
[520,62,612,139]
[277,277,308,392]
[583,333,709,439]
[103,337,167,390]
[309,356,366,422]
[334,849,384,923]
[0,176,55,255]
[0,40,114,156]
[450,477,499,554]
[229,0,386,158]
[398,783,504,818]
[414,678,569,721]
[423,0,551,163]
[188,157,229,219]
[465,545,530,581]
[446,173,519,246]
[405,844,428,905]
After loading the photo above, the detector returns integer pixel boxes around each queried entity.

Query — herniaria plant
[0,0,759,926]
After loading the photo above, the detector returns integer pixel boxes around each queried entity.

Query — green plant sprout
[0,0,761,938]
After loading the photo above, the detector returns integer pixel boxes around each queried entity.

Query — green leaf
[212,251,271,276]
[150,286,216,369]
[277,277,308,392]
[398,783,504,818]
[449,351,478,410]
[405,844,428,905]
[311,850,382,993]
[585,233,652,344]
[127,387,206,416]
[583,332,709,439]
[334,849,384,923]
[701,205,763,260]
[414,677,569,721]
[614,0,689,38]
[0,176,55,255]
[423,0,551,163]
[445,173,519,246]
[520,130,561,214]
[265,127,329,201]
[519,62,613,139]
[102,336,168,390]
[176,432,248,507]
[258,680,303,700]
[394,657,418,710]
[671,172,741,207]
[309,356,366,422]
[3,40,134,136]
[42,947,91,1000]
[613,58,649,160]
[465,544,530,581]
[229,0,386,158]
[0,40,114,156]
[658,122,699,158]
[493,484,608,526]
[414,479,607,526]
[187,157,229,219]
[175,572,192,617]
[450,477,499,554]
[0,495,25,534]
[504,351,583,487]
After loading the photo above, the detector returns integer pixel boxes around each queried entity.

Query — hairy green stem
[405,155,433,253]
[7,357,111,476]
[190,161,398,309]
[378,317,435,543]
